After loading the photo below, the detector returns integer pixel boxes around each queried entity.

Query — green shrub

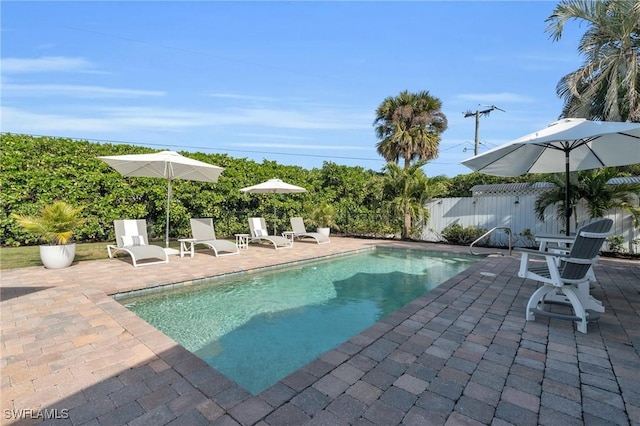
[518,228,538,248]
[606,235,626,253]
[441,223,486,246]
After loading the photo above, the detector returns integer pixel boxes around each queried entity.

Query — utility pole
[463,105,505,155]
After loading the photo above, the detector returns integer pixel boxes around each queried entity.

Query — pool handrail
[469,226,512,256]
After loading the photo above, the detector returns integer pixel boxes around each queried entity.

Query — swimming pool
[118,247,477,394]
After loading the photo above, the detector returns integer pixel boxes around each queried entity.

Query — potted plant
[310,201,337,236]
[11,201,85,269]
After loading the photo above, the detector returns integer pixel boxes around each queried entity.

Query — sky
[1,1,585,177]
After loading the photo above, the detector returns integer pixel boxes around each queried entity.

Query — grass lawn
[0,240,180,270]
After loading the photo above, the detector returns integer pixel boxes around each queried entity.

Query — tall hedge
[1,133,382,246]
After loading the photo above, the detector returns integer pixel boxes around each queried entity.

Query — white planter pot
[39,244,76,269]
[317,227,330,237]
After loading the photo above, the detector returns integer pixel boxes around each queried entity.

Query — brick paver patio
[1,237,638,425]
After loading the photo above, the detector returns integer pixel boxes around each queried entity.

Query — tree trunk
[402,157,412,238]
[403,210,411,239]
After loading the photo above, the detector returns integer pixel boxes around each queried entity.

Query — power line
[463,105,505,155]
[4,132,468,168]
[4,132,384,163]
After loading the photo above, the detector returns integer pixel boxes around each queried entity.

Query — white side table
[235,233,250,250]
[282,231,295,246]
[178,238,197,258]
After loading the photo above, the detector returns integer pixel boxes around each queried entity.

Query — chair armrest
[516,247,575,280]
[514,247,572,260]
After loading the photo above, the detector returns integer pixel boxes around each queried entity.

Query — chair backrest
[290,217,307,234]
[571,217,605,235]
[562,218,613,280]
[249,217,268,237]
[114,219,150,248]
[190,218,216,241]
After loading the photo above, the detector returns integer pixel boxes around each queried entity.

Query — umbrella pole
[564,151,571,236]
[273,190,277,235]
[166,179,171,248]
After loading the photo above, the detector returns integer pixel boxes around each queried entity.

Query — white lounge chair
[516,218,613,333]
[190,218,240,257]
[107,219,169,267]
[248,217,292,249]
[290,217,330,244]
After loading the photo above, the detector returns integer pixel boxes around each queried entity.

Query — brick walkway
[1,237,639,425]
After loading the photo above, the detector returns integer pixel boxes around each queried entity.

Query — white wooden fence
[422,194,639,253]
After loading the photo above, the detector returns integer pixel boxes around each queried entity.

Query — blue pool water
[119,248,477,394]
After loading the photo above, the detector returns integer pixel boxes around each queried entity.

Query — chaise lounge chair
[290,217,330,244]
[516,218,613,333]
[107,219,169,267]
[248,217,292,249]
[190,218,240,256]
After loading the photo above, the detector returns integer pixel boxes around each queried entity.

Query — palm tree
[545,0,640,122]
[534,173,584,232]
[578,169,640,226]
[535,168,640,231]
[374,90,448,170]
[381,161,431,239]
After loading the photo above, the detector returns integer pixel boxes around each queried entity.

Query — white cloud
[3,84,165,98]
[1,106,116,133]
[1,56,97,74]
[97,106,211,128]
[209,107,371,130]
[204,93,364,112]
[0,106,206,134]
[238,133,312,140]
[0,103,372,137]
[235,142,370,151]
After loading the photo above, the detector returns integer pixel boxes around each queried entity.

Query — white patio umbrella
[240,178,307,234]
[462,118,640,234]
[98,150,224,248]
